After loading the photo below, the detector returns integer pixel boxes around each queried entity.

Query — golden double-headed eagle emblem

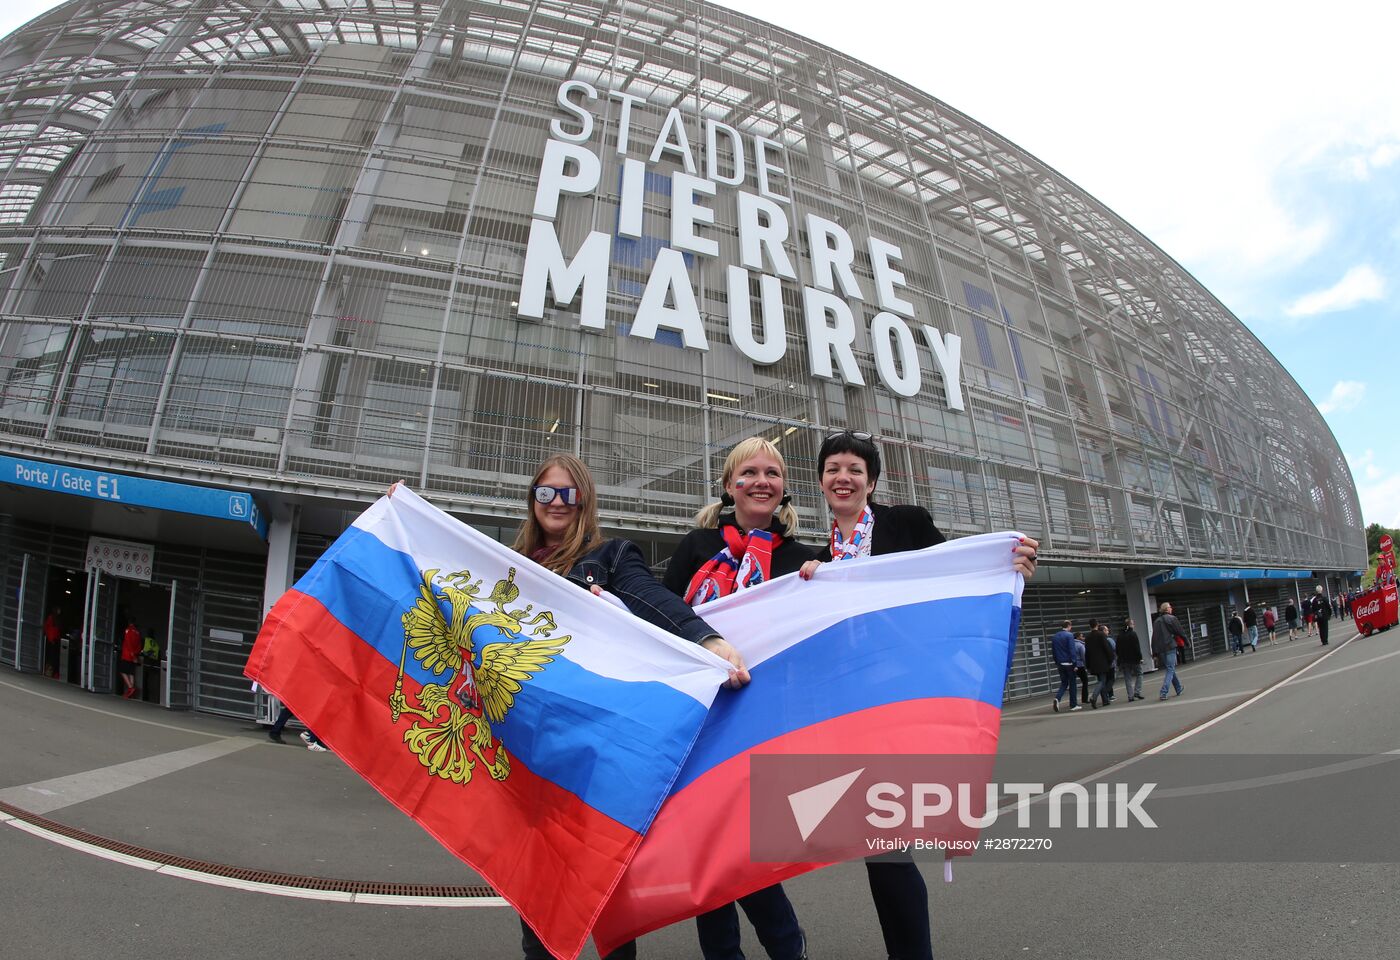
[388,566,569,784]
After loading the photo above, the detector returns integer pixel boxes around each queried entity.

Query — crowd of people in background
[1051,585,1346,712]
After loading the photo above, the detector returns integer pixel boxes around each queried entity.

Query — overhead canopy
[1,454,267,539]
[1145,566,1313,588]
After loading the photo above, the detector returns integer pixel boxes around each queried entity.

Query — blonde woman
[662,436,813,960]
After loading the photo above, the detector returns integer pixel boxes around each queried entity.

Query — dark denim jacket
[565,539,718,646]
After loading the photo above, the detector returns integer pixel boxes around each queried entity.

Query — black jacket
[817,502,946,561]
[1083,630,1114,675]
[1116,626,1143,665]
[1309,594,1332,621]
[566,539,718,645]
[1243,607,1256,627]
[663,515,817,598]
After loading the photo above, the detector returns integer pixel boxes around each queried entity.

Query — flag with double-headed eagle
[245,486,731,960]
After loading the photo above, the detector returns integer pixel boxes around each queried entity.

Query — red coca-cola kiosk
[1354,535,1398,636]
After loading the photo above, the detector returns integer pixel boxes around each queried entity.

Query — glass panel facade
[0,0,1365,572]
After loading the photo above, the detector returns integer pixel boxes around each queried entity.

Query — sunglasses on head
[531,484,580,506]
[826,430,874,442]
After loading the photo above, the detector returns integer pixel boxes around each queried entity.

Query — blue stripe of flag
[294,526,705,833]
[670,593,1016,793]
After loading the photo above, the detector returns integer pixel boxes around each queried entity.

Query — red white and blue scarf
[685,525,780,606]
[829,505,875,562]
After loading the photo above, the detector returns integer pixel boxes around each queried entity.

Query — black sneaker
[268,731,284,744]
[1052,698,1060,712]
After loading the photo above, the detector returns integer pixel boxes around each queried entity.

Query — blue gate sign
[1,455,268,539]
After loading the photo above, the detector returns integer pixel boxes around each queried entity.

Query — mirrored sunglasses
[531,484,580,506]
[825,430,874,442]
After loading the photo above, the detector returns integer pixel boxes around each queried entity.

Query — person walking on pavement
[119,620,142,699]
[1083,626,1115,709]
[1117,617,1145,701]
[267,704,326,750]
[1102,625,1117,702]
[1243,604,1259,651]
[1074,633,1090,705]
[1151,603,1187,700]
[1051,620,1081,712]
[1227,609,1245,656]
[1263,606,1277,644]
[1284,601,1298,640]
[43,608,63,679]
[1311,585,1332,646]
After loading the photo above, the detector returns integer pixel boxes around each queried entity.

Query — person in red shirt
[119,621,142,699]
[43,608,62,678]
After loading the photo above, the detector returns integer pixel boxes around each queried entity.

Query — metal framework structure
[0,0,1367,571]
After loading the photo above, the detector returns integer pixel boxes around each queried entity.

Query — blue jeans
[1159,650,1182,698]
[1248,625,1258,648]
[1053,663,1078,707]
[695,884,804,960]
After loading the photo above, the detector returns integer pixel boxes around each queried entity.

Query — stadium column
[257,503,300,723]
[1124,573,1153,668]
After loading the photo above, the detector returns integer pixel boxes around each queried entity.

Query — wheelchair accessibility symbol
[229,497,248,518]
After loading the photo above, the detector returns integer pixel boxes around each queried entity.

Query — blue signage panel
[1145,566,1291,587]
[1,455,267,539]
[1173,567,1257,580]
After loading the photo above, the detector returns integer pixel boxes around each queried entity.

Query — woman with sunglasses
[661,436,813,960]
[393,453,748,960]
[799,430,1039,960]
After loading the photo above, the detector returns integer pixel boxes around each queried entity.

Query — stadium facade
[0,0,1367,717]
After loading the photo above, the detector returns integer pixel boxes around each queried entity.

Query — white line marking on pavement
[1285,645,1400,684]
[1147,749,1400,801]
[3,817,507,907]
[0,738,258,814]
[8,819,162,870]
[0,678,228,739]
[994,633,1365,821]
[353,893,509,907]
[998,648,1319,718]
[1000,689,1245,720]
[1141,633,1358,756]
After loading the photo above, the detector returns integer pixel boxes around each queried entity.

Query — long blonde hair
[694,436,800,536]
[511,454,603,576]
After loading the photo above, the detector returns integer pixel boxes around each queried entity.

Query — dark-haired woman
[394,452,747,960]
[799,430,1038,960]
[662,435,812,960]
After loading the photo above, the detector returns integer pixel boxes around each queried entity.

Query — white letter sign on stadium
[516,79,965,412]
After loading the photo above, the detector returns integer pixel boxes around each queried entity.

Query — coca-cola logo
[1357,600,1380,617]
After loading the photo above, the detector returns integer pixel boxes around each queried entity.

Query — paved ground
[2,627,1397,960]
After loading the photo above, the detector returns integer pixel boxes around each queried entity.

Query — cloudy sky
[726,0,1400,532]
[4,0,1397,531]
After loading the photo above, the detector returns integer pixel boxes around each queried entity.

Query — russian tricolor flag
[594,532,1023,952]
[245,488,730,960]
